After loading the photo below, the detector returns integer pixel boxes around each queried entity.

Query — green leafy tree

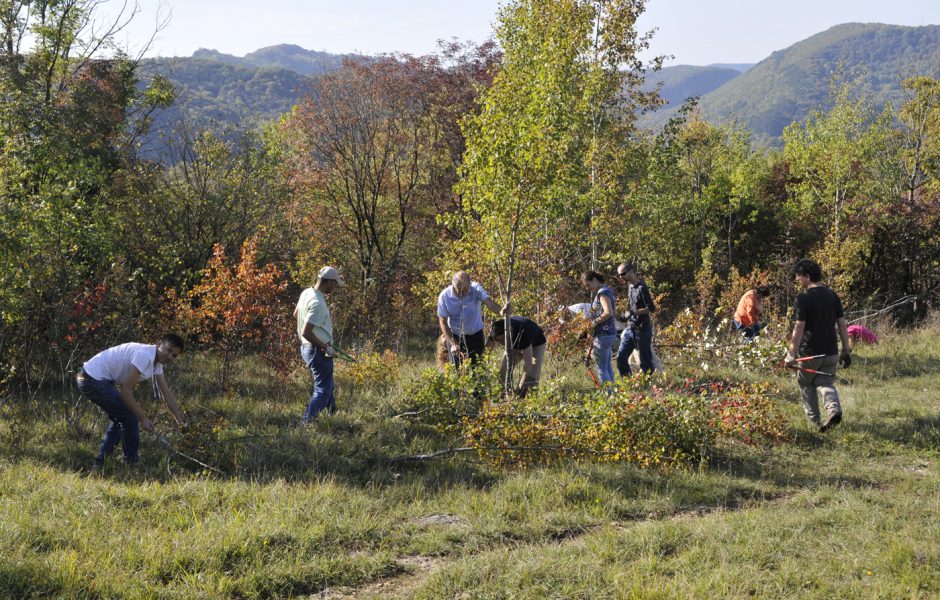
[849,77,940,317]
[782,78,893,288]
[897,76,940,204]
[455,0,659,391]
[0,0,171,392]
[605,104,777,318]
[118,124,288,294]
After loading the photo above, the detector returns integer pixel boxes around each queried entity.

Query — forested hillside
[136,45,366,155]
[644,23,940,142]
[140,58,307,128]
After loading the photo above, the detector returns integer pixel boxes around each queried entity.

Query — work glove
[324,343,335,358]
[783,351,796,367]
[621,310,632,321]
[839,352,852,369]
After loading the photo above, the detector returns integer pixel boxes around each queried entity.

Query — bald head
[452,271,470,297]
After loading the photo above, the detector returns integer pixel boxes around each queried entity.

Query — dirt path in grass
[310,555,446,599]
[308,497,794,599]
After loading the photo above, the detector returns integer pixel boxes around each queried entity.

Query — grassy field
[1,320,938,599]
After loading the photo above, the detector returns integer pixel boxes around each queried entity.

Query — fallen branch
[396,447,477,461]
[655,341,755,350]
[215,434,279,445]
[152,431,224,474]
[394,445,619,462]
[847,295,917,324]
[391,408,431,419]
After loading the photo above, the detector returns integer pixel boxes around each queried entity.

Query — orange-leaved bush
[168,237,292,386]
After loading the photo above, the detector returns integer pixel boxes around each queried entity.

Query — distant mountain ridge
[706,63,754,73]
[643,65,744,108]
[643,23,940,142]
[140,23,940,156]
[190,44,366,75]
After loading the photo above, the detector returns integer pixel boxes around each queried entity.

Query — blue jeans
[301,345,335,422]
[733,319,762,341]
[593,335,617,384]
[77,372,139,465]
[617,324,655,376]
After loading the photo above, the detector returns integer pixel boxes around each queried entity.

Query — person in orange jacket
[733,285,770,341]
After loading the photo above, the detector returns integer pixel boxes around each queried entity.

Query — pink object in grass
[847,324,879,344]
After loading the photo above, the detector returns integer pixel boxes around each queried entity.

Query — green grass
[1,321,938,599]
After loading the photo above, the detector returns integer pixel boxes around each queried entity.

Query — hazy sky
[105,0,940,65]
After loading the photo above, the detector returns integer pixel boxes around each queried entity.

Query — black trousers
[449,328,485,368]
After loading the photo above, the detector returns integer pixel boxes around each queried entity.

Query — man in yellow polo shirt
[295,266,343,423]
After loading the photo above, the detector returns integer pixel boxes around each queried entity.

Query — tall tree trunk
[503,197,522,395]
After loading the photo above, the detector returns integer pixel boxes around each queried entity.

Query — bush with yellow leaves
[336,348,401,389]
[403,364,789,470]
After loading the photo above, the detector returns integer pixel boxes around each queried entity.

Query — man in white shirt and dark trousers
[76,334,187,470]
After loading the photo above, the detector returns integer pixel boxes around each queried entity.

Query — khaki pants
[499,343,546,395]
[797,354,841,424]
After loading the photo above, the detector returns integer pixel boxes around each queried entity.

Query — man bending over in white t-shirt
[76,334,188,470]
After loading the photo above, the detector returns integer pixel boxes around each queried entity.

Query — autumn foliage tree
[170,237,291,388]
[284,46,498,338]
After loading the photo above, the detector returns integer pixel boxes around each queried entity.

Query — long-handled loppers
[151,379,224,474]
[787,354,833,378]
[583,337,600,388]
[152,430,224,474]
[330,345,358,363]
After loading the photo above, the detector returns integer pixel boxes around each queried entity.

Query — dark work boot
[820,411,842,433]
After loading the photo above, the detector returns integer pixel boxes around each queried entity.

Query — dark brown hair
[581,270,605,284]
[160,333,185,352]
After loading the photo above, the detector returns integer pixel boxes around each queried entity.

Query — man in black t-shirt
[489,316,547,396]
[784,259,852,432]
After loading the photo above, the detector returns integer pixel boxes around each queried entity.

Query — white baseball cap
[317,266,344,286]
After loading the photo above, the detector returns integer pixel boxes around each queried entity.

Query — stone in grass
[413,514,465,527]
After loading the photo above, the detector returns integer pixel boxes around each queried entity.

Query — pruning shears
[787,354,833,377]
[152,430,224,474]
[789,366,835,377]
[330,345,357,363]
[446,339,463,369]
[584,336,600,388]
